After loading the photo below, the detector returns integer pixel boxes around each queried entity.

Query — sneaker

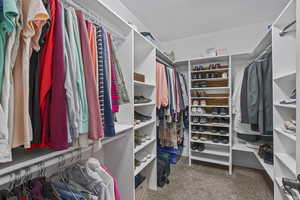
[219,108,228,116]
[197,107,206,114]
[220,138,229,144]
[192,100,199,106]
[211,118,220,124]
[192,134,200,141]
[199,135,209,141]
[200,100,206,106]
[211,108,219,115]
[192,126,197,132]
[199,73,206,79]
[206,73,212,79]
[212,137,220,143]
[198,143,205,151]
[222,72,228,79]
[198,126,206,132]
[191,143,199,150]
[199,81,208,88]
[192,107,197,113]
[200,117,208,124]
[219,128,228,135]
[211,127,218,133]
[192,82,200,88]
[192,117,199,123]
[284,120,296,132]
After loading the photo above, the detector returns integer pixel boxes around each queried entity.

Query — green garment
[0,0,18,99]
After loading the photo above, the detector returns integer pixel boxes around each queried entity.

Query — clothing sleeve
[247,63,259,125]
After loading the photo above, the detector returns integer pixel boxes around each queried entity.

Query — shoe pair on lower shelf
[134,96,152,104]
[135,151,153,168]
[134,111,152,125]
[191,107,206,114]
[191,143,205,152]
[283,119,296,135]
[135,130,151,146]
[211,107,228,115]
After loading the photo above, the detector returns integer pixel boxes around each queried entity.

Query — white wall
[100,0,150,32]
[161,22,271,61]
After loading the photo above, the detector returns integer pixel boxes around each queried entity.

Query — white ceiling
[120,0,289,42]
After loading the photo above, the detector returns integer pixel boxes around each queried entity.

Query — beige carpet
[145,157,273,200]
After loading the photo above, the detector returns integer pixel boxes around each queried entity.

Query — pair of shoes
[199,117,208,124]
[134,96,152,104]
[192,100,199,106]
[284,119,296,133]
[211,136,228,144]
[191,143,205,152]
[192,134,200,141]
[206,73,216,79]
[199,81,208,88]
[199,134,208,141]
[193,65,204,71]
[191,107,206,114]
[211,107,228,115]
[134,111,152,122]
[192,117,199,123]
[219,128,229,135]
[258,143,273,164]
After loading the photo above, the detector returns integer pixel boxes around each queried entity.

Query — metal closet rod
[61,0,126,41]
[156,57,173,68]
[279,20,296,37]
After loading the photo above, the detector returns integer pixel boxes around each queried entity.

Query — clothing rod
[156,57,173,68]
[62,0,126,41]
[279,20,296,37]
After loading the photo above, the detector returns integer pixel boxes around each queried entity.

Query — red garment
[107,33,119,113]
[38,0,56,148]
[49,0,68,150]
[86,21,97,79]
[76,10,104,140]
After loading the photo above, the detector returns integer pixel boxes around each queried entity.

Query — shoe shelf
[190,155,229,166]
[274,128,296,141]
[191,105,229,108]
[191,149,230,157]
[272,1,298,198]
[190,68,229,73]
[187,56,232,175]
[190,139,230,147]
[192,131,229,137]
[134,80,156,87]
[134,119,156,130]
[191,77,228,82]
[275,153,296,176]
[134,138,156,154]
[134,154,156,176]
[190,87,230,90]
[191,97,229,99]
[190,113,230,118]
[190,123,230,128]
[134,102,156,107]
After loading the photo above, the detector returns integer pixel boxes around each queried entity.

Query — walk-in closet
[0,0,298,199]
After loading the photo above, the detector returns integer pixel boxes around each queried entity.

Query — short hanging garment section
[76,10,104,140]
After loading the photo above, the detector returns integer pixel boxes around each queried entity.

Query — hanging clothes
[156,61,168,109]
[12,0,49,148]
[76,10,104,140]
[0,0,20,162]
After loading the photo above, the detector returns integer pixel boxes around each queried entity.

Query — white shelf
[191,149,229,157]
[191,105,229,108]
[274,70,296,82]
[135,138,156,154]
[191,97,229,99]
[191,78,228,82]
[232,143,255,153]
[191,87,229,90]
[134,119,156,130]
[253,151,274,180]
[192,131,229,137]
[275,153,296,176]
[274,128,296,141]
[190,156,229,166]
[134,155,156,176]
[134,102,155,107]
[134,81,156,87]
[190,123,230,128]
[274,103,296,109]
[190,68,229,73]
[191,113,230,118]
[190,139,230,147]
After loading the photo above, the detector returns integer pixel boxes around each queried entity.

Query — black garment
[240,66,250,124]
[29,0,50,145]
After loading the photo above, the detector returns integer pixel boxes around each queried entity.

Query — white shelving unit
[272,0,297,199]
[133,30,157,193]
[187,56,233,175]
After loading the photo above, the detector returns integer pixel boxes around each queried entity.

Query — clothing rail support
[279,20,296,37]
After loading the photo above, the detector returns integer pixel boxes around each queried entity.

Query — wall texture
[161,22,271,61]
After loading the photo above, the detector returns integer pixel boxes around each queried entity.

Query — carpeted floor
[145,157,273,200]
